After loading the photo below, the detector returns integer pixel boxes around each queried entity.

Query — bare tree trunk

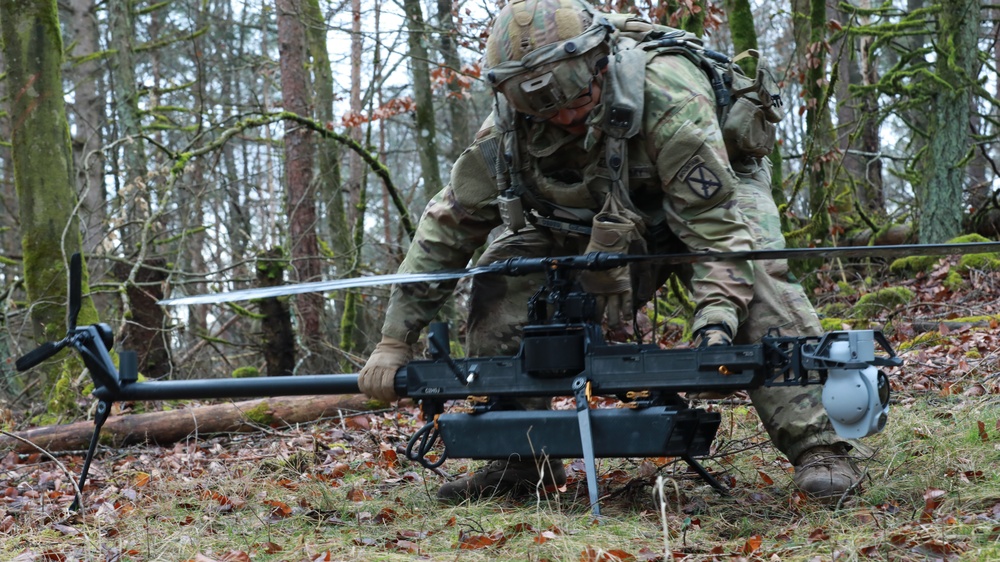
[831,0,884,225]
[66,0,106,254]
[402,0,457,331]
[347,0,364,228]
[437,0,471,160]
[107,0,170,378]
[1,0,101,402]
[220,4,251,271]
[0,19,12,397]
[789,0,813,237]
[902,0,929,220]
[919,0,978,243]
[257,249,295,377]
[178,3,211,365]
[403,0,443,202]
[215,1,257,369]
[855,5,884,219]
[0,43,17,261]
[276,0,324,372]
[180,160,209,369]
[223,144,251,261]
[967,109,988,210]
[304,0,345,371]
[967,11,1000,236]
[340,0,366,368]
[108,0,149,253]
[303,0,347,268]
[831,5,862,193]
[964,8,993,225]
[802,0,836,245]
[112,260,169,378]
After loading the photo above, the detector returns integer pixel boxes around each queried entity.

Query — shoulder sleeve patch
[679,155,723,200]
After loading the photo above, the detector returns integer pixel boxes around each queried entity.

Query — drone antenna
[68,253,82,331]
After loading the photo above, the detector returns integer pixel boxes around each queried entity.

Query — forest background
[0,0,998,439]
[1,0,1000,559]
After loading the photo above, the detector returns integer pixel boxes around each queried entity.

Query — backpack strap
[491,95,557,233]
[598,44,647,228]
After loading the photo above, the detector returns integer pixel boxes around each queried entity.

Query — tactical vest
[486,13,784,240]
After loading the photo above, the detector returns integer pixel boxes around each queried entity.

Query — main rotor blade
[158,241,1000,306]
[642,241,1000,265]
[158,268,482,306]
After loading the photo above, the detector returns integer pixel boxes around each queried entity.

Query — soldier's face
[546,77,602,134]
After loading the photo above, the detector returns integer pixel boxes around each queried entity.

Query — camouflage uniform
[386,52,753,341]
[381,48,842,463]
[730,157,844,461]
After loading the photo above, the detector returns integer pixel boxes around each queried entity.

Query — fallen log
[2,394,377,454]
[843,224,913,247]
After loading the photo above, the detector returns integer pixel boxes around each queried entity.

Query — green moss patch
[853,286,915,317]
[896,330,945,352]
[889,254,939,274]
[232,366,260,378]
[242,401,275,425]
[890,234,998,274]
[820,317,849,331]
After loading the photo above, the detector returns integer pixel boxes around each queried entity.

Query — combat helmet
[485,0,613,119]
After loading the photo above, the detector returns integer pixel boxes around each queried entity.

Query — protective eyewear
[486,21,611,119]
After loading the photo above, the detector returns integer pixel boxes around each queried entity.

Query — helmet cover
[486,0,595,68]
[485,0,610,118]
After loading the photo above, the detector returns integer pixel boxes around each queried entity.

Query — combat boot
[792,444,863,500]
[436,458,566,503]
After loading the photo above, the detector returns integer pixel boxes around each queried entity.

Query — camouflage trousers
[465,159,848,464]
[731,158,848,463]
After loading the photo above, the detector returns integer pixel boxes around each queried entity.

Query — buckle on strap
[529,211,593,237]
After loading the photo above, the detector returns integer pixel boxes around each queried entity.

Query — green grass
[5,391,1000,560]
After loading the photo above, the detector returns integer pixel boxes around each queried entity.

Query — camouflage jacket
[381,50,755,344]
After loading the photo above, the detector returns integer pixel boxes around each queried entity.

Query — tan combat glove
[358,336,412,403]
[692,324,733,347]
[687,324,736,400]
[579,213,637,329]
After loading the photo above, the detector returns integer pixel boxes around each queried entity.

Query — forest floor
[3,255,1000,561]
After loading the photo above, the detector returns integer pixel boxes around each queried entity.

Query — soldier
[360,0,863,502]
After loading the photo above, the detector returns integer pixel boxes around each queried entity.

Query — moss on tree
[2,0,102,416]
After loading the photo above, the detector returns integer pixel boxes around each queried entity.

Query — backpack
[602,12,785,160]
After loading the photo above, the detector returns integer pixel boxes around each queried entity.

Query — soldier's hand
[359,336,412,403]
[580,211,638,328]
[580,268,633,328]
[692,324,732,347]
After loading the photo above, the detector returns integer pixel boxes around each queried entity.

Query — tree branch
[167,111,416,240]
